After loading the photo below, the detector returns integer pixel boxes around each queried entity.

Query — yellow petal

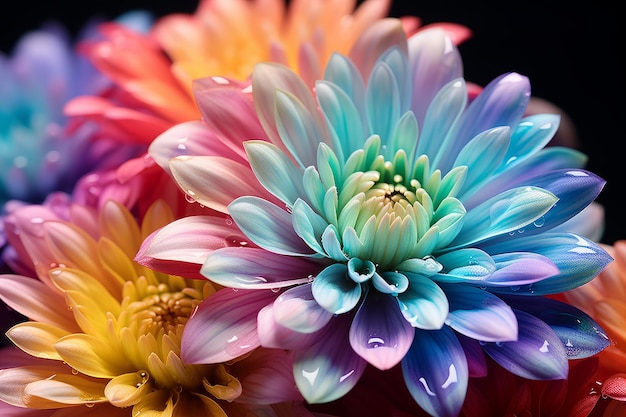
[49,268,120,318]
[133,389,174,417]
[105,371,152,407]
[99,200,142,259]
[173,393,228,417]
[55,334,129,378]
[202,364,242,402]
[6,322,69,360]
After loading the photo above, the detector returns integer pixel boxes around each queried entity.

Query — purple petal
[485,252,559,286]
[272,283,333,333]
[293,315,367,403]
[503,295,611,359]
[442,284,518,342]
[401,326,469,417]
[257,304,328,350]
[456,334,488,378]
[481,309,568,380]
[349,290,415,370]
[181,288,277,364]
[201,247,321,289]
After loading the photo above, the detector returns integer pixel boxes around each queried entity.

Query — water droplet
[533,216,546,227]
[185,192,196,203]
[539,340,550,353]
[85,402,95,408]
[367,336,385,349]
[224,234,248,247]
[30,217,44,224]
[225,217,233,226]
[270,287,280,293]
[71,368,79,375]
[510,285,520,292]
[516,228,525,234]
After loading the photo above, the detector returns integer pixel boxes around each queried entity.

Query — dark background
[1,1,622,244]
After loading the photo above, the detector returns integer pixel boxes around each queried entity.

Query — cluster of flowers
[0,1,624,416]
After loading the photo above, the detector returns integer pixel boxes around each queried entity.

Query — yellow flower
[0,200,303,416]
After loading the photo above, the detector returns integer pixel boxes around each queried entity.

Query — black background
[1,1,622,244]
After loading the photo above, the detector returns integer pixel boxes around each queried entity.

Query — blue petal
[397,273,448,329]
[450,186,557,248]
[321,224,347,261]
[324,52,367,126]
[293,315,367,403]
[461,147,587,209]
[503,295,611,359]
[401,326,469,417]
[312,264,362,314]
[229,196,314,255]
[349,290,415,370]
[480,232,613,294]
[437,72,530,172]
[482,309,568,380]
[441,283,518,342]
[244,140,305,206]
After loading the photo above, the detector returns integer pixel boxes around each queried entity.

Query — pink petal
[149,121,248,175]
[135,216,247,279]
[232,348,303,404]
[257,304,328,350]
[181,288,277,364]
[168,155,273,213]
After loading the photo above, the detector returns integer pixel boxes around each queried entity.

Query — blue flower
[140,19,612,417]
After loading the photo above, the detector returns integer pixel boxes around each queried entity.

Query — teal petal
[498,114,561,173]
[312,264,362,314]
[451,186,558,248]
[291,198,329,256]
[275,89,324,168]
[367,61,401,144]
[454,127,510,197]
[316,80,364,162]
[302,166,327,214]
[244,140,305,206]
[388,111,419,162]
[347,258,376,283]
[397,273,448,329]
[433,248,496,284]
[229,196,313,255]
[372,271,409,295]
[441,284,518,342]
[324,52,367,125]
[378,46,411,113]
[396,255,443,276]
[321,225,347,262]
[419,78,467,163]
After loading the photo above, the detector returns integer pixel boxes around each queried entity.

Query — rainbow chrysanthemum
[137,18,611,417]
